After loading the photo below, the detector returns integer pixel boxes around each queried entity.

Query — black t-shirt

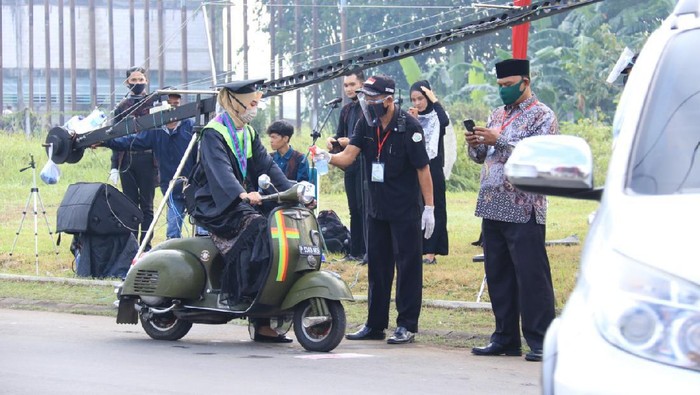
[349,109,429,221]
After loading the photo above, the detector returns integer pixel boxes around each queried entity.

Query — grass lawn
[0,133,599,347]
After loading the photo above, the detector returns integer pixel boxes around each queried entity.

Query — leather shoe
[345,325,385,340]
[387,326,415,344]
[253,332,293,343]
[525,349,543,362]
[471,342,522,356]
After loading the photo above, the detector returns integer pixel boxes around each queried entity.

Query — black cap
[357,74,396,96]
[161,86,181,98]
[495,59,530,78]
[216,79,265,94]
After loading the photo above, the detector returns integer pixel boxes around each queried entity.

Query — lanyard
[500,100,538,130]
[375,126,392,161]
[222,113,248,179]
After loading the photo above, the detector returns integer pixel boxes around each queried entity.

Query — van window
[628,30,700,195]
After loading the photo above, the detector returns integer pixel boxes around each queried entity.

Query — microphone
[323,97,342,107]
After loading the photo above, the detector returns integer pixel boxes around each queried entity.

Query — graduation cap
[216,79,265,94]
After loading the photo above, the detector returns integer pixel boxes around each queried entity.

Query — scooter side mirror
[258,174,273,191]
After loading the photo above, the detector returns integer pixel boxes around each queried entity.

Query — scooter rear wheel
[140,310,193,341]
[293,298,346,352]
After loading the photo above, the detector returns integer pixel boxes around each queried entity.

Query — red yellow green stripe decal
[270,211,300,281]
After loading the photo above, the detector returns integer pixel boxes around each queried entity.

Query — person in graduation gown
[188,79,295,343]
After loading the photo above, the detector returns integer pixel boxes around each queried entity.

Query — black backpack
[317,210,351,254]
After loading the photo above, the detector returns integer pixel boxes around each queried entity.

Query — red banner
[512,0,532,59]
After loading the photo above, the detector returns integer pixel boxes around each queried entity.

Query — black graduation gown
[189,123,293,303]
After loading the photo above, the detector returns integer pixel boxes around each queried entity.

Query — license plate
[299,245,321,255]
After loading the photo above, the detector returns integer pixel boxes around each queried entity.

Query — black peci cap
[357,74,396,96]
[495,59,530,78]
[216,79,265,94]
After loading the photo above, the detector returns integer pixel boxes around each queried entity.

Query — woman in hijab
[409,80,449,264]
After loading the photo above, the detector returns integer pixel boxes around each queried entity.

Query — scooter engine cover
[121,249,205,300]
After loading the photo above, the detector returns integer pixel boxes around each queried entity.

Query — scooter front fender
[280,270,354,310]
[121,249,205,300]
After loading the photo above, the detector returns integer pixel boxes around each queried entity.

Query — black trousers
[482,212,555,350]
[365,216,423,333]
[120,151,156,247]
[344,166,366,257]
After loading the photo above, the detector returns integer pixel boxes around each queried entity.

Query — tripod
[9,154,60,275]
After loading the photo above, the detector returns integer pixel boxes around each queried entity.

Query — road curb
[0,273,492,310]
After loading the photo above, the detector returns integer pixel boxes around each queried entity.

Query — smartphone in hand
[463,119,476,133]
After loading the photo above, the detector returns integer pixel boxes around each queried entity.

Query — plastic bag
[40,144,61,185]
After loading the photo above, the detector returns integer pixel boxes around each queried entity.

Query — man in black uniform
[326,70,366,262]
[188,79,297,343]
[314,74,435,344]
[109,66,158,249]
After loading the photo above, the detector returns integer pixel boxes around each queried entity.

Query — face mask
[238,107,257,124]
[368,101,387,121]
[499,79,525,106]
[128,83,146,95]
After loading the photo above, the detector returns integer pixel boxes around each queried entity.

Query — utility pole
[181,1,188,93]
[243,0,248,79]
[89,0,96,108]
[269,0,276,120]
[44,0,51,122]
[339,0,347,103]
[108,0,115,110]
[58,0,65,123]
[294,0,301,130]
[512,0,532,59]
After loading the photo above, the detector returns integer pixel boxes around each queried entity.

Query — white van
[505,1,700,393]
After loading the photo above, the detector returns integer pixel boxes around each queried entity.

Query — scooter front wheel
[140,310,193,341]
[293,298,346,352]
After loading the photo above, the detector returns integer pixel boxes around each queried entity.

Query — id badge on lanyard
[371,161,385,183]
[373,126,391,183]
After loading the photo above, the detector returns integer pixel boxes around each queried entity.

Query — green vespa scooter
[115,176,353,352]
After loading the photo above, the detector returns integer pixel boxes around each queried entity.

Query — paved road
[0,309,541,394]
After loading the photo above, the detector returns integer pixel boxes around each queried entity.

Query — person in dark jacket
[326,70,367,262]
[188,79,296,343]
[108,66,158,249]
[408,80,449,265]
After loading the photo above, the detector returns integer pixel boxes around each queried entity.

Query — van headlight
[584,250,700,371]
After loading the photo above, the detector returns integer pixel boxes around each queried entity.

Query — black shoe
[525,349,543,362]
[345,325,385,340]
[253,332,293,343]
[471,342,522,356]
[387,326,415,344]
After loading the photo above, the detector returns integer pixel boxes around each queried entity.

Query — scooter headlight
[584,249,700,371]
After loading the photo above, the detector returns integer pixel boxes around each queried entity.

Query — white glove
[313,148,332,163]
[421,205,435,239]
[109,168,120,185]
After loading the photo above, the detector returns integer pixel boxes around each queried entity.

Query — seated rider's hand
[305,198,317,210]
[240,191,263,205]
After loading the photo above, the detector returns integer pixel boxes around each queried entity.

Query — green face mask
[499,78,525,106]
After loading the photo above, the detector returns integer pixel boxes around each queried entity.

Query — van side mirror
[505,135,600,200]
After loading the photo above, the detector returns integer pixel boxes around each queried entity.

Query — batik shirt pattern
[468,95,559,224]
